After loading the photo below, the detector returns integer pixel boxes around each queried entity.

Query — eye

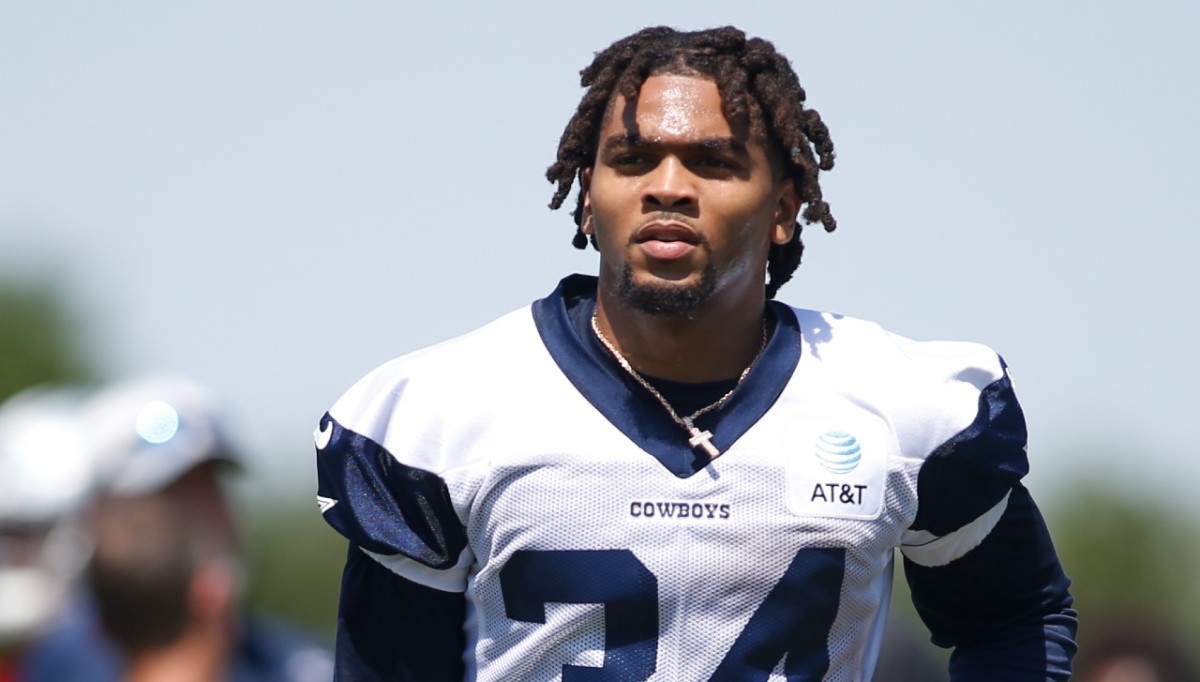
[690,155,741,177]
[610,152,650,167]
[605,151,658,175]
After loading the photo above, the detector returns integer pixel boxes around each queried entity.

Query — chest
[445,411,915,680]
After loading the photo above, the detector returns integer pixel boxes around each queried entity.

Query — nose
[642,157,696,209]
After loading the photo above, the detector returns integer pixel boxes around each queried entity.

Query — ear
[580,167,595,235]
[771,178,801,246]
[189,558,237,623]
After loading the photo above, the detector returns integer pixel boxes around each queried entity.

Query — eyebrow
[600,133,748,156]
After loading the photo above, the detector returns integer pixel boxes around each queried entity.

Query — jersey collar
[531,274,801,478]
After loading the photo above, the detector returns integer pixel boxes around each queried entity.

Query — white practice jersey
[315,275,1071,681]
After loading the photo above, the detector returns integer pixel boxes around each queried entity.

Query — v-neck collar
[531,274,802,478]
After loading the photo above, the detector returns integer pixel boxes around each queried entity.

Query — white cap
[83,376,240,497]
[0,387,92,524]
[0,386,94,645]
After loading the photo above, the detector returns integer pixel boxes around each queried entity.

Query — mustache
[640,211,697,228]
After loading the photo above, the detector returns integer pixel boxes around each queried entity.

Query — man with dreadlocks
[315,26,1077,681]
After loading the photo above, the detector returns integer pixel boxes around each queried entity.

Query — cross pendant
[686,425,720,459]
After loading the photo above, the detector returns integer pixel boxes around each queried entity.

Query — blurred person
[1073,615,1198,682]
[31,376,332,682]
[89,486,239,682]
[0,387,94,682]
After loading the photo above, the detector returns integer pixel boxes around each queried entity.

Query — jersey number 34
[500,547,846,680]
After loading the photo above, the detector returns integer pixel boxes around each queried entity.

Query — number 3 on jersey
[499,547,846,680]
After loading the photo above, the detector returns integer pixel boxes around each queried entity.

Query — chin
[618,263,716,317]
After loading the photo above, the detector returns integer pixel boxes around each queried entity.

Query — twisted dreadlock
[546,26,837,299]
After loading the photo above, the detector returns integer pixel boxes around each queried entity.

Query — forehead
[602,74,742,142]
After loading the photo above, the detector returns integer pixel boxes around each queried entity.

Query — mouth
[633,220,700,246]
[633,221,701,261]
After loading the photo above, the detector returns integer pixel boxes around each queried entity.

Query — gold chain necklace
[590,310,768,459]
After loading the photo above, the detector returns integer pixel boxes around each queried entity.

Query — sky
[2,2,1197,509]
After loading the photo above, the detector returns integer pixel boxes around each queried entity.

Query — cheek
[710,190,780,249]
[587,184,635,238]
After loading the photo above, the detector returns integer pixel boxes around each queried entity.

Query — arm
[335,545,466,681]
[315,411,472,681]
[904,485,1077,681]
[899,366,1077,680]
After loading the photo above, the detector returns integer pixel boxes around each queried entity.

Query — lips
[634,221,699,245]
[634,221,700,260]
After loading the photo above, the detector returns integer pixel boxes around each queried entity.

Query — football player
[316,26,1077,681]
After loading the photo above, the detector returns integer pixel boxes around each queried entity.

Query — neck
[594,286,769,383]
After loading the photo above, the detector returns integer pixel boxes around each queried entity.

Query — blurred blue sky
[2,2,1197,507]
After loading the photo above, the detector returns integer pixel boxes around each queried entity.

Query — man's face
[582,73,798,316]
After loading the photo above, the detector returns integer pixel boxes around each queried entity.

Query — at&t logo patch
[787,426,885,520]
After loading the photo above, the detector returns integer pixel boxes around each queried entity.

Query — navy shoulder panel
[315,413,467,570]
[911,370,1030,536]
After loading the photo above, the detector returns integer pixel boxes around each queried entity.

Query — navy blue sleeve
[904,484,1078,681]
[335,543,466,681]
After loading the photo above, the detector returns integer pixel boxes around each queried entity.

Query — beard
[616,260,717,317]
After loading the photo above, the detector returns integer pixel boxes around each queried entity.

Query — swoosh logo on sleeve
[314,420,333,450]
[317,495,338,514]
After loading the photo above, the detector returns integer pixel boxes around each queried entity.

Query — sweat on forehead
[602,70,764,148]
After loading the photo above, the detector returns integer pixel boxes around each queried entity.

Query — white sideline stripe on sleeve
[362,546,473,593]
[900,492,1010,567]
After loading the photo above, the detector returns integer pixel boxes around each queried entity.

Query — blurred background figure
[32,376,332,682]
[1073,614,1199,682]
[0,387,94,682]
[89,490,239,682]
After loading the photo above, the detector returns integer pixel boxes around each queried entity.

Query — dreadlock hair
[546,26,837,299]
